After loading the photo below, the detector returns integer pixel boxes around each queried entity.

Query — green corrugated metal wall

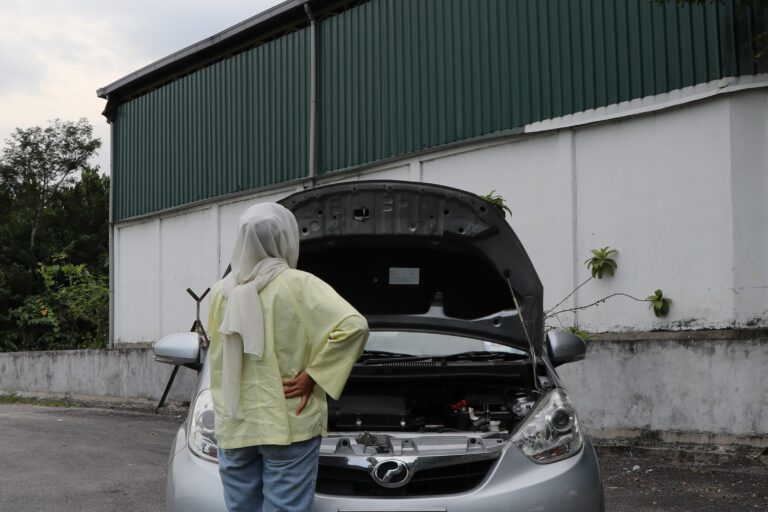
[114,28,309,220]
[317,0,767,173]
[113,0,766,220]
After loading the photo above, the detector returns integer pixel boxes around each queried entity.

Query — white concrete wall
[573,100,736,332]
[115,221,160,344]
[558,333,768,439]
[113,165,414,344]
[113,90,768,344]
[421,92,766,333]
[729,93,768,326]
[159,209,219,334]
[0,349,198,403]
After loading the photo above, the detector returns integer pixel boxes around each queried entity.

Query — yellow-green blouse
[208,268,368,448]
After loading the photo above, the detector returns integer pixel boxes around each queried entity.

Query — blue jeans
[218,436,322,512]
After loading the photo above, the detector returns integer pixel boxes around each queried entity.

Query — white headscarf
[218,202,299,418]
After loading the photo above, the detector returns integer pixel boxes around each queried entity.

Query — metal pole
[156,365,180,413]
[108,115,116,349]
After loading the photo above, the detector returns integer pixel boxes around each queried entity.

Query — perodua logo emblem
[371,459,411,488]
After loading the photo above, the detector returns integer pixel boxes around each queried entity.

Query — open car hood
[280,181,543,352]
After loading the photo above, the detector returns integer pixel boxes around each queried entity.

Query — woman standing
[207,202,369,512]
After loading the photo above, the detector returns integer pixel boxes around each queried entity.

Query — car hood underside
[281,180,543,352]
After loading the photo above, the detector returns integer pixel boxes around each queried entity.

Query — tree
[1,119,101,266]
[47,167,109,270]
[0,120,108,351]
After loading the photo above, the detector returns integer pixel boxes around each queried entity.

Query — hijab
[218,202,299,417]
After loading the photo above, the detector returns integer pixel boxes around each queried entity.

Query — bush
[11,253,108,350]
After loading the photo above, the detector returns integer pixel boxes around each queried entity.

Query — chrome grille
[316,458,496,497]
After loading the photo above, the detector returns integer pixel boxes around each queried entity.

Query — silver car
[155,181,604,511]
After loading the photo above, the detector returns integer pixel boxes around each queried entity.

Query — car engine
[327,358,537,434]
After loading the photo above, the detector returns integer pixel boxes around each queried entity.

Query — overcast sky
[0,0,283,173]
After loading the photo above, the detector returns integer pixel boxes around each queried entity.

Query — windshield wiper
[435,351,527,362]
[357,350,414,364]
[359,350,527,365]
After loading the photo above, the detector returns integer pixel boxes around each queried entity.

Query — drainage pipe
[304,1,318,184]
[108,119,115,348]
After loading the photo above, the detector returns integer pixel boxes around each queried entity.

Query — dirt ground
[599,448,768,512]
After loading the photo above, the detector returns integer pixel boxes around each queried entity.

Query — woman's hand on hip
[282,371,315,415]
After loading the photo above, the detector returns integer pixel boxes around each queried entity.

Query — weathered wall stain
[0,349,198,402]
[559,332,768,438]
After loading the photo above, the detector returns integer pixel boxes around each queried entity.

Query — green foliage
[2,118,101,264]
[566,327,591,341]
[756,31,768,68]
[0,120,107,351]
[481,190,513,219]
[646,289,673,318]
[47,168,109,268]
[585,247,618,279]
[12,254,108,350]
[548,245,676,322]
[0,394,72,407]
[2,119,100,192]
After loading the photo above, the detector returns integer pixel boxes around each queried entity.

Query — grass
[0,394,74,407]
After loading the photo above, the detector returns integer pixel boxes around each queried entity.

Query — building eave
[96,0,342,103]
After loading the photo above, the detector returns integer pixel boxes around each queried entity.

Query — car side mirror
[545,330,586,367]
[154,332,202,367]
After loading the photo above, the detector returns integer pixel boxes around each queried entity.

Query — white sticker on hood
[389,267,420,285]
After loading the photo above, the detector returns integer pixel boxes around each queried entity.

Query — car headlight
[188,388,218,462]
[511,388,583,463]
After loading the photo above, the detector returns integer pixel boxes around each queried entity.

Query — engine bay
[328,356,538,434]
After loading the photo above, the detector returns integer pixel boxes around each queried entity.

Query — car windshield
[363,330,526,357]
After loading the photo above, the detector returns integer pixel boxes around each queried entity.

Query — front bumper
[166,426,226,512]
[166,426,603,512]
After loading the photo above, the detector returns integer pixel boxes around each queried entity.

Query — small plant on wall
[586,247,618,278]
[647,289,673,317]
[480,191,674,336]
[480,190,513,219]
[565,326,591,342]
[546,246,673,336]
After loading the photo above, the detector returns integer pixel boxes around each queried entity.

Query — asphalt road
[0,403,765,512]
[0,404,181,512]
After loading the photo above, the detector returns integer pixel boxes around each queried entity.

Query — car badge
[371,459,412,488]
